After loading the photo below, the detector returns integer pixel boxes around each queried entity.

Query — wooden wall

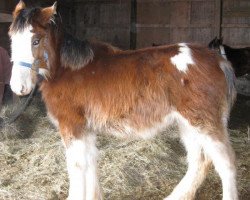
[74,0,250,49]
[222,0,250,47]
[136,0,219,48]
[0,0,16,52]
[0,0,249,51]
[74,0,131,49]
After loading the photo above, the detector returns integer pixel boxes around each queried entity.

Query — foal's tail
[219,60,237,110]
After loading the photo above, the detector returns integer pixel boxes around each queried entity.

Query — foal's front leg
[63,132,102,200]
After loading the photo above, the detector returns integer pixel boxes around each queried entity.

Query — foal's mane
[61,33,94,70]
[10,6,94,71]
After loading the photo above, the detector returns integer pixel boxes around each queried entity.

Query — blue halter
[18,61,33,69]
[17,51,49,74]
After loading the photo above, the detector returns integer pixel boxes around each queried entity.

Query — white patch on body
[10,26,35,95]
[170,43,194,73]
[66,134,101,200]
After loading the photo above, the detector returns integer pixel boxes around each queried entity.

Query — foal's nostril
[20,85,26,94]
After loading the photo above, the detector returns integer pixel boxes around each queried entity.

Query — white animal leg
[165,123,211,200]
[66,134,101,200]
[202,130,238,200]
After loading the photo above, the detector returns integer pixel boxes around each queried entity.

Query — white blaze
[10,26,35,95]
[170,43,194,73]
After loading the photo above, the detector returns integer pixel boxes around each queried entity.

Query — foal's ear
[40,2,57,25]
[13,0,26,18]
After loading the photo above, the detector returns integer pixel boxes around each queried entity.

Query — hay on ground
[0,95,249,200]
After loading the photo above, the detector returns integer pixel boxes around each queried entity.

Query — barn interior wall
[0,0,16,52]
[0,0,249,51]
[73,0,131,49]
[73,0,250,48]
[222,0,250,47]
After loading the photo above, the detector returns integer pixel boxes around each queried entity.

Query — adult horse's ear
[13,0,26,18]
[40,2,57,25]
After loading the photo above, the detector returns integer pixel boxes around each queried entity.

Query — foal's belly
[90,111,178,139]
[47,105,178,139]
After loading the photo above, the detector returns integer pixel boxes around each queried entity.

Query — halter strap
[18,61,32,69]
[17,51,49,74]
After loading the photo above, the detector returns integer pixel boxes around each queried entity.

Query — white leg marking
[164,113,237,200]
[165,115,210,200]
[66,134,101,200]
[202,134,238,200]
[170,43,194,73]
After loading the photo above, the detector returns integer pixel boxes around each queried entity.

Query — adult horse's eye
[33,39,40,46]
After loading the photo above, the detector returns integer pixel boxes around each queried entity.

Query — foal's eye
[33,39,40,46]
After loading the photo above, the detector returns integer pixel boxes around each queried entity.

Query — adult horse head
[209,37,250,77]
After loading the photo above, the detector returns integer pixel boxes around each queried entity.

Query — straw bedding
[0,94,249,200]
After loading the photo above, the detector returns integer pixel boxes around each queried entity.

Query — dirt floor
[0,91,249,200]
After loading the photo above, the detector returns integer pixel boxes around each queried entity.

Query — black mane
[60,33,94,70]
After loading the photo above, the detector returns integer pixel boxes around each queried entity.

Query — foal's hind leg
[164,121,211,200]
[202,128,238,200]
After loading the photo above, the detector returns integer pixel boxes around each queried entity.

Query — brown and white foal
[9,1,238,200]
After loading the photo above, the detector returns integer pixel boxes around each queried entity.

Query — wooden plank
[137,1,170,24]
[137,27,170,48]
[137,0,214,2]
[224,10,250,17]
[170,1,190,26]
[190,1,214,24]
[222,27,250,46]
[222,24,250,28]
[170,28,190,44]
[136,24,214,28]
[0,13,12,22]
[214,0,222,37]
[130,0,137,49]
[100,3,130,25]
